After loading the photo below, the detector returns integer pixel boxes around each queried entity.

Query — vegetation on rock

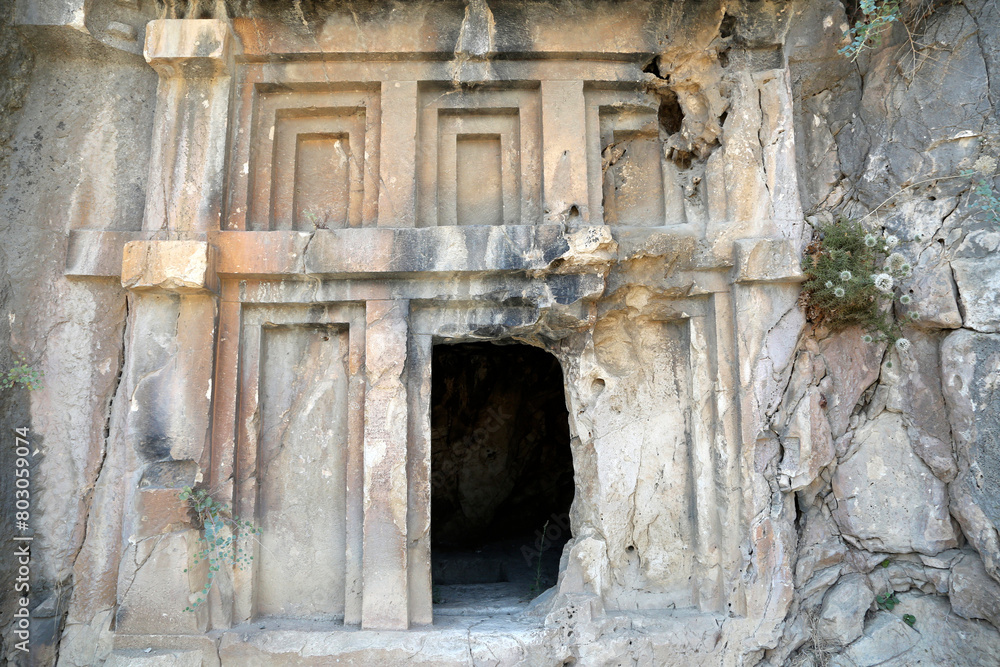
[801,218,916,345]
[180,486,260,611]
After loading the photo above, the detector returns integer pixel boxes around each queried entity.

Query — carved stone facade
[54,5,808,659]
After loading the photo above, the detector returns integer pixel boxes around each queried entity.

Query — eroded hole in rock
[658,89,684,136]
[430,342,574,610]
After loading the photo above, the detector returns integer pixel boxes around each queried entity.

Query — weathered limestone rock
[953,257,1000,333]
[942,329,1000,577]
[831,412,958,555]
[115,531,207,634]
[879,330,957,481]
[950,551,1000,629]
[899,248,962,330]
[5,0,1000,664]
[830,611,919,667]
[818,327,884,438]
[832,594,1000,667]
[817,574,874,647]
[794,506,847,595]
[779,386,835,492]
[105,649,204,667]
[121,240,218,293]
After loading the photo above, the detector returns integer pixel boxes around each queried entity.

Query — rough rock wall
[0,1,34,661]
[0,12,158,664]
[761,0,1000,663]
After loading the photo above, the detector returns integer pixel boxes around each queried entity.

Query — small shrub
[180,486,260,611]
[839,0,901,61]
[1,357,43,391]
[801,218,914,345]
[962,155,1000,224]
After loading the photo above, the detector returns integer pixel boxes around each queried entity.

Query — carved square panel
[417,85,540,227]
[241,85,381,231]
[585,88,673,227]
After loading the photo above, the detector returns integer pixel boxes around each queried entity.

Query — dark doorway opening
[431,342,574,613]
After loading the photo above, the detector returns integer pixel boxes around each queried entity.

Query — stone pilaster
[541,80,590,225]
[113,18,237,633]
[143,19,237,232]
[362,300,412,629]
[115,241,220,633]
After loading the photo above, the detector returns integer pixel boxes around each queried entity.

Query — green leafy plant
[876,591,900,611]
[962,155,1000,224]
[902,613,917,627]
[840,0,901,61]
[801,217,917,346]
[880,558,892,568]
[1,357,43,391]
[179,486,260,611]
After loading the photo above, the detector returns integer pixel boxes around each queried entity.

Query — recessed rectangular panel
[598,105,665,227]
[272,109,366,230]
[604,130,665,227]
[257,324,349,619]
[237,87,380,231]
[294,133,351,230]
[456,135,503,226]
[417,86,540,228]
[585,88,683,228]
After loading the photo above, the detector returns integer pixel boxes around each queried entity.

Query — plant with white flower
[895,337,911,353]
[802,217,923,347]
[887,252,907,273]
[872,273,894,293]
[862,334,874,343]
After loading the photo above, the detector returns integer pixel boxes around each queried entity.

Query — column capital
[144,19,238,78]
[121,240,219,294]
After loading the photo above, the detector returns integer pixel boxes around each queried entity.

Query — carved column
[114,19,237,634]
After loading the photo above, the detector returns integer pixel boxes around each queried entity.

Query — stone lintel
[121,240,219,294]
[733,237,806,284]
[68,226,744,282]
[145,19,237,78]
